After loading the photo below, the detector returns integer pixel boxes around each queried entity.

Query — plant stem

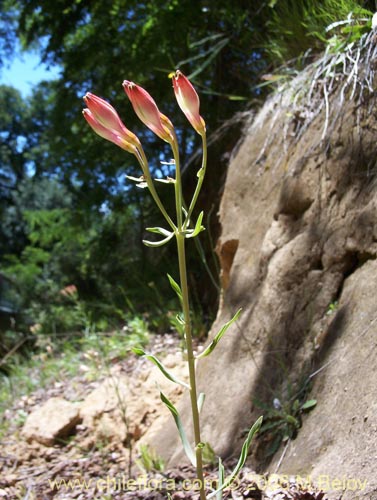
[172,142,183,229]
[176,232,206,500]
[138,148,177,232]
[183,133,207,230]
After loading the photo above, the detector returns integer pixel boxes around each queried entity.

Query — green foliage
[207,416,263,500]
[135,444,165,473]
[326,300,339,315]
[260,0,375,67]
[196,308,241,358]
[159,389,197,467]
[254,378,317,458]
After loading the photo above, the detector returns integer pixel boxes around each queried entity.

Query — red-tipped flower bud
[123,81,174,143]
[172,71,206,136]
[82,93,140,154]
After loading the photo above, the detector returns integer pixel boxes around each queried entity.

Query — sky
[0,50,60,97]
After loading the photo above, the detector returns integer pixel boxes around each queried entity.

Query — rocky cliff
[149,34,377,500]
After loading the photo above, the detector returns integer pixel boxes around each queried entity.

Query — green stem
[171,134,206,500]
[172,142,183,229]
[138,149,176,231]
[183,133,207,230]
[176,233,206,500]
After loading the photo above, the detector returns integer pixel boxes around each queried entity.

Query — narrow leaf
[146,226,173,237]
[160,391,196,466]
[197,392,205,413]
[217,458,225,500]
[132,348,189,389]
[197,309,242,359]
[167,274,182,301]
[186,211,205,239]
[207,416,263,499]
[176,314,185,326]
[155,178,175,184]
[126,175,145,182]
[142,232,174,247]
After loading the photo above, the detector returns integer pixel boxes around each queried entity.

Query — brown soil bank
[148,35,377,500]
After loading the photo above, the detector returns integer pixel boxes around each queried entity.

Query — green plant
[261,0,374,67]
[82,71,262,500]
[136,444,165,473]
[326,300,338,315]
[254,379,317,458]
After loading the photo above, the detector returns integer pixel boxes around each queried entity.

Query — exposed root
[254,29,377,168]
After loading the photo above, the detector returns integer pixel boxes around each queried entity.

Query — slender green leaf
[167,274,182,301]
[176,314,185,326]
[188,38,229,79]
[186,211,205,239]
[188,32,226,49]
[142,233,174,247]
[155,178,175,184]
[126,175,145,182]
[217,458,225,500]
[207,416,263,499]
[146,226,173,237]
[132,347,190,389]
[197,309,242,359]
[160,391,196,466]
[197,392,205,413]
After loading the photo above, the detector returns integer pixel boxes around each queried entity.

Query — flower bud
[123,81,174,143]
[172,70,205,136]
[82,93,141,154]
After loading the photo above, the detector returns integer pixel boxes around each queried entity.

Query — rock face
[22,397,80,446]
[149,57,377,499]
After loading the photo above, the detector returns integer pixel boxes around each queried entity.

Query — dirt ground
[0,333,328,500]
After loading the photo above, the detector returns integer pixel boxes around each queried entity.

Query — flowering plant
[83,70,262,500]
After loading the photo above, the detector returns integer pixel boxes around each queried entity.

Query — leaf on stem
[201,442,217,465]
[197,392,205,413]
[132,347,190,389]
[217,457,225,500]
[185,211,205,239]
[160,390,196,466]
[301,399,317,411]
[143,233,174,247]
[207,416,263,499]
[167,274,182,302]
[146,226,173,237]
[155,178,175,184]
[176,314,185,326]
[196,309,242,359]
[126,175,145,182]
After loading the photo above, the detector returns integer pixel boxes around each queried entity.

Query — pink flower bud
[84,92,127,134]
[172,70,205,136]
[82,93,141,154]
[123,81,174,143]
